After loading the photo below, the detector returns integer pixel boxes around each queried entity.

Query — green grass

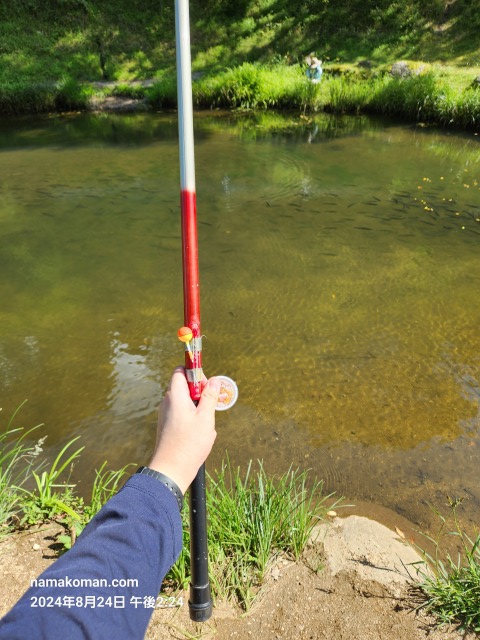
[6,406,480,624]
[1,408,338,610]
[0,405,133,540]
[0,402,44,538]
[16,436,85,525]
[1,1,479,88]
[0,79,93,115]
[166,459,341,609]
[1,408,336,611]
[146,62,480,130]
[0,1,480,126]
[416,499,480,633]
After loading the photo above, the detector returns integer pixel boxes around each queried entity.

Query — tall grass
[0,60,478,130]
[192,63,320,110]
[4,409,480,627]
[1,412,335,609]
[327,76,372,114]
[367,72,439,120]
[325,70,480,128]
[0,403,46,538]
[0,79,92,115]
[416,500,480,633]
[16,436,85,525]
[166,459,340,609]
[146,63,480,130]
[0,405,132,540]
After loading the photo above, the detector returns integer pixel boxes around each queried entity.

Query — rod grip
[188,463,212,621]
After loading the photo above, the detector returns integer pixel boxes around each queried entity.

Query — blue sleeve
[0,473,183,640]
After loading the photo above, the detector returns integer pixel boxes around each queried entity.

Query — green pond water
[0,111,479,532]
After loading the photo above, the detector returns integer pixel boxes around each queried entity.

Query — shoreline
[0,513,473,640]
[1,63,480,132]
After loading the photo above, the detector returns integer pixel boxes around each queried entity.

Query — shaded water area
[1,111,479,534]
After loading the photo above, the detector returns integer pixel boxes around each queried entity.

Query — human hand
[148,366,221,494]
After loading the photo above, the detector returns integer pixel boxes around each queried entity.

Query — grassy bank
[0,411,336,609]
[1,1,480,128]
[2,0,479,84]
[189,62,480,129]
[2,62,479,130]
[3,409,480,624]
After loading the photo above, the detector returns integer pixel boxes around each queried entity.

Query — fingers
[197,376,221,415]
[167,366,221,415]
[167,366,189,395]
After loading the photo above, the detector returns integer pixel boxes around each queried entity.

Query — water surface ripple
[0,112,479,531]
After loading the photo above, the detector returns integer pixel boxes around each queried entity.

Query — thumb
[197,376,221,414]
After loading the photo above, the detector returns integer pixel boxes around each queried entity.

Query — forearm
[0,474,183,640]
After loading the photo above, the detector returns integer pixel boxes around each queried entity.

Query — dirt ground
[0,515,475,640]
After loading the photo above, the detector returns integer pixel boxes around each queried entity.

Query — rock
[390,62,412,78]
[313,516,428,598]
[271,566,281,581]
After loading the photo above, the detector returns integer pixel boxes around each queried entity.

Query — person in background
[0,366,221,640]
[305,53,323,83]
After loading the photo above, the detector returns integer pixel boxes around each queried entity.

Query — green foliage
[146,76,177,109]
[0,403,44,538]
[166,459,341,609]
[55,77,92,111]
[416,500,480,633]
[0,410,133,546]
[0,0,480,124]
[0,83,55,115]
[2,0,480,90]
[85,461,134,520]
[369,71,438,119]
[320,70,480,128]
[193,62,321,110]
[0,79,90,115]
[17,436,85,525]
[55,462,133,550]
[57,520,85,551]
[148,63,480,129]
[327,76,371,114]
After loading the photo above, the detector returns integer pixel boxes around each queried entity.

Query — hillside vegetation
[1,0,479,84]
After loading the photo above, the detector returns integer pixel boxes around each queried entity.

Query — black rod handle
[188,463,212,621]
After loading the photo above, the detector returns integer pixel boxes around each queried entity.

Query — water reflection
[107,334,159,420]
[0,112,479,528]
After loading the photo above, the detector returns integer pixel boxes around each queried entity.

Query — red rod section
[181,188,202,401]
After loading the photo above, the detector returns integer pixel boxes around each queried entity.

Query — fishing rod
[174,0,237,623]
[174,0,239,621]
[174,0,211,622]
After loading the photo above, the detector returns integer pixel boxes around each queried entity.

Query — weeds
[16,436,85,525]
[1,415,336,610]
[0,79,91,115]
[0,405,132,541]
[415,498,480,633]
[0,59,478,129]
[0,402,44,537]
[6,406,480,626]
[166,459,341,610]
[139,64,480,129]
[86,461,135,520]
[56,462,134,550]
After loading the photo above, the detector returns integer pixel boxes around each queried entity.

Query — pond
[0,111,479,533]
